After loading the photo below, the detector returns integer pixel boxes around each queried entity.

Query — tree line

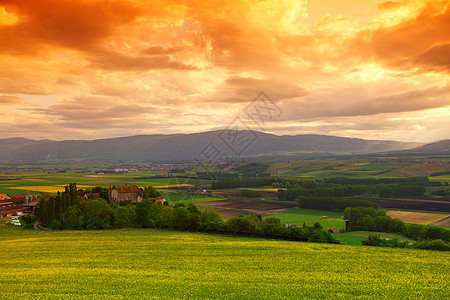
[212,178,273,189]
[344,207,450,242]
[277,184,425,201]
[298,196,377,211]
[36,183,161,228]
[323,176,429,186]
[212,177,319,190]
[362,234,450,251]
[121,201,341,244]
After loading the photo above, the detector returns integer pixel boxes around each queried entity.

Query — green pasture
[164,194,226,204]
[332,231,417,246]
[0,227,449,299]
[265,208,345,230]
[331,233,366,245]
[341,231,416,242]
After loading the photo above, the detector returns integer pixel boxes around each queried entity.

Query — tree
[389,218,405,234]
[362,235,383,246]
[172,207,190,230]
[113,206,131,228]
[198,209,224,231]
[49,219,62,230]
[308,231,327,243]
[227,215,258,234]
[375,216,390,232]
[143,186,161,199]
[344,207,362,231]
[132,200,153,228]
[69,183,77,206]
[62,206,82,229]
[265,217,281,226]
[82,199,112,229]
[155,206,174,228]
[362,215,375,231]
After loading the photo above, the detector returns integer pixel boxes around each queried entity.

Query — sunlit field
[265,208,345,230]
[1,227,449,299]
[0,171,209,195]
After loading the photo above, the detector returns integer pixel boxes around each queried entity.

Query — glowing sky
[0,0,449,142]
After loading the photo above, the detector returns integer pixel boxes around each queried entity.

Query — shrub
[362,235,383,246]
[413,239,450,251]
[49,219,62,230]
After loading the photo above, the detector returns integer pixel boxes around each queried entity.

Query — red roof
[113,184,143,193]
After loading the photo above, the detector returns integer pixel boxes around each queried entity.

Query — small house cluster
[108,184,166,205]
[0,193,40,218]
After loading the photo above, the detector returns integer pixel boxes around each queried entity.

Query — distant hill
[367,139,450,157]
[0,131,424,162]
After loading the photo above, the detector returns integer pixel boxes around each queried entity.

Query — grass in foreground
[1,227,449,299]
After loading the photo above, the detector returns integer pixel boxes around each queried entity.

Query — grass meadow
[265,208,345,230]
[0,227,449,299]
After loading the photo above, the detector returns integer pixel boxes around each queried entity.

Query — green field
[164,195,226,204]
[331,233,366,245]
[265,208,345,230]
[0,227,449,299]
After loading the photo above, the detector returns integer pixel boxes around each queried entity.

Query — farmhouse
[0,194,11,201]
[0,202,23,217]
[23,198,41,214]
[108,184,143,203]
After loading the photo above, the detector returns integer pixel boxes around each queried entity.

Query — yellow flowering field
[0,228,449,299]
[8,184,93,193]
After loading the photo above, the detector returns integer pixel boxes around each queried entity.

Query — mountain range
[0,131,445,162]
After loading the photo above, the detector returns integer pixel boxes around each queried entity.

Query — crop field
[195,199,297,218]
[386,210,450,226]
[265,208,345,230]
[0,227,449,299]
[429,174,450,182]
[0,171,211,195]
[364,197,450,213]
[270,159,450,179]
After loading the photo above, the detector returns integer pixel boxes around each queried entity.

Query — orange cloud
[0,0,448,142]
[351,0,450,73]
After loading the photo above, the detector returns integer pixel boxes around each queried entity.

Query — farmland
[195,199,298,218]
[386,210,450,226]
[265,208,345,230]
[0,170,210,195]
[1,227,449,299]
[269,158,450,179]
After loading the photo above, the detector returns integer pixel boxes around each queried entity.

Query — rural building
[82,193,100,201]
[0,194,11,201]
[0,202,23,217]
[108,184,143,203]
[22,198,41,214]
[148,196,167,205]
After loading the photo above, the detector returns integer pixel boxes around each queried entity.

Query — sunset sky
[0,0,449,142]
